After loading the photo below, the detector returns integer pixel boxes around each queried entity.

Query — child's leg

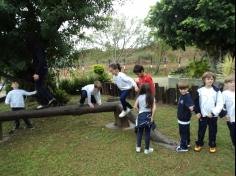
[137,127,144,148]
[208,118,218,148]
[196,118,208,146]
[227,122,235,147]
[179,124,188,149]
[120,90,132,111]
[80,90,87,105]
[14,120,20,129]
[144,126,151,150]
[187,124,191,146]
[91,95,97,105]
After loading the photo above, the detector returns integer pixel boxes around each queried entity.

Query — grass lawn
[0,97,235,176]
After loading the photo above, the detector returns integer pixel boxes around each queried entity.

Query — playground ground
[0,96,235,176]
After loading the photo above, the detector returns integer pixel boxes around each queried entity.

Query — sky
[114,0,158,19]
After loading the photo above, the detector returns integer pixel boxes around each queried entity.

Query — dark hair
[139,84,154,109]
[133,65,144,74]
[109,63,122,71]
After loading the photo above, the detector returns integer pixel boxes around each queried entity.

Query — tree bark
[0,102,178,149]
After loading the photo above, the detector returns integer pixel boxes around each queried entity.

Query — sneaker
[37,105,45,110]
[119,111,128,118]
[144,148,154,154]
[188,144,191,148]
[126,108,131,114]
[48,98,56,106]
[194,146,202,152]
[136,147,141,153]
[209,148,217,153]
[176,146,189,152]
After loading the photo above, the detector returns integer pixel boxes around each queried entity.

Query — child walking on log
[194,72,224,153]
[222,75,235,147]
[109,63,139,118]
[5,81,37,133]
[80,81,102,108]
[134,84,156,154]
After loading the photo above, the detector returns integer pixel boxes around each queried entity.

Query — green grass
[0,97,235,176]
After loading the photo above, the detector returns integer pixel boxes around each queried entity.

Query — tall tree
[0,0,119,82]
[146,0,235,68]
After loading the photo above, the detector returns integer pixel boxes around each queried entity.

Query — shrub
[53,89,70,106]
[94,65,105,75]
[217,55,235,80]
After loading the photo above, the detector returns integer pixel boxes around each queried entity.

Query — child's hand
[134,86,139,92]
[189,106,194,112]
[196,113,201,119]
[224,116,230,122]
[208,113,213,118]
[89,104,95,108]
[33,74,39,81]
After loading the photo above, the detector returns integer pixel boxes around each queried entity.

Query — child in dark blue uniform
[176,81,194,152]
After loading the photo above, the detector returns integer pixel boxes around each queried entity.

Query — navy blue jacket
[178,93,194,122]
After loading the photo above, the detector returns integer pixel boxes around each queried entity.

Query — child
[109,63,139,118]
[80,81,102,108]
[5,81,37,132]
[194,72,224,153]
[176,81,194,152]
[134,84,156,154]
[222,75,235,147]
[133,65,156,96]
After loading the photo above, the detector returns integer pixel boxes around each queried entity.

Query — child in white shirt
[222,75,235,147]
[80,81,102,108]
[5,81,37,132]
[194,72,224,153]
[109,63,139,118]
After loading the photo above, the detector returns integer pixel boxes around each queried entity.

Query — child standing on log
[5,81,37,133]
[194,72,224,153]
[176,81,194,152]
[133,65,156,96]
[80,81,102,108]
[222,75,235,147]
[109,63,139,118]
[134,84,156,154]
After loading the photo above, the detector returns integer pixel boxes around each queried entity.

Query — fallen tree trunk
[0,102,178,149]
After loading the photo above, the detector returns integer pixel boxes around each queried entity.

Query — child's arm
[121,73,139,92]
[22,90,37,96]
[134,99,139,110]
[211,91,224,117]
[151,101,157,122]
[194,90,202,119]
[87,91,94,108]
[185,95,194,111]
[95,91,102,106]
[5,92,11,105]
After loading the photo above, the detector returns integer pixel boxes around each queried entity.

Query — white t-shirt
[82,84,102,105]
[137,95,152,114]
[222,90,235,123]
[113,72,137,91]
[5,89,37,108]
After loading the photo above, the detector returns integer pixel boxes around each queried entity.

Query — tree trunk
[0,102,178,150]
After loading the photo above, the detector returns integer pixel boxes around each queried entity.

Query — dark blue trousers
[179,124,190,149]
[227,122,235,147]
[12,108,32,128]
[120,90,132,111]
[80,90,97,105]
[196,117,218,148]
[137,112,152,150]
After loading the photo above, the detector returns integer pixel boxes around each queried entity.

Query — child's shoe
[136,147,141,153]
[188,144,191,148]
[126,108,131,114]
[176,146,188,152]
[209,148,217,153]
[194,146,202,152]
[119,111,127,118]
[144,148,154,154]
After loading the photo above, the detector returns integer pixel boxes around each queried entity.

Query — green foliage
[0,0,117,80]
[217,55,235,79]
[147,0,235,63]
[170,60,210,78]
[94,65,105,75]
[53,89,70,106]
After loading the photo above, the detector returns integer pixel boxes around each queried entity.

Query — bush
[94,65,105,75]
[217,55,235,79]
[53,89,70,106]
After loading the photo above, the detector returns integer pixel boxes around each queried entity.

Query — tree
[89,16,152,62]
[0,0,120,82]
[146,0,235,69]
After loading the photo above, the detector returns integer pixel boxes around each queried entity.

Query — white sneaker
[37,105,45,110]
[126,108,131,114]
[119,111,128,118]
[144,148,154,154]
[136,147,141,153]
